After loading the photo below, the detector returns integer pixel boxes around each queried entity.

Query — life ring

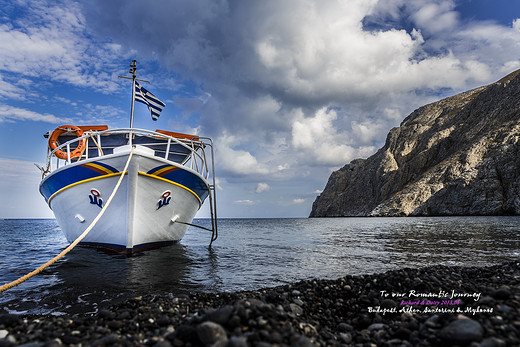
[48,125,86,160]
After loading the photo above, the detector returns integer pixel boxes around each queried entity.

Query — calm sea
[0,217,519,315]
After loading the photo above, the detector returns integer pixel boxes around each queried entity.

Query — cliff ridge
[310,70,520,217]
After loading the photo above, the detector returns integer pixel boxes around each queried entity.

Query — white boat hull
[40,145,209,254]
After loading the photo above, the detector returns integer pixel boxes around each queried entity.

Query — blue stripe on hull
[40,162,209,204]
[40,162,118,202]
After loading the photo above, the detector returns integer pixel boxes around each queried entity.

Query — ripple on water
[0,216,519,314]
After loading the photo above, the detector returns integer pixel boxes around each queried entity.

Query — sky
[0,0,520,218]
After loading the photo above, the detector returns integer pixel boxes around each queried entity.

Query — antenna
[118,60,150,128]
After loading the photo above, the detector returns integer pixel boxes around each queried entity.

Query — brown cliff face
[310,70,520,217]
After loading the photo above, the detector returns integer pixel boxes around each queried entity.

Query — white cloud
[0,0,123,91]
[291,107,375,166]
[216,133,270,177]
[0,105,70,123]
[292,198,305,204]
[514,19,520,32]
[0,76,28,100]
[83,0,520,157]
[234,199,254,205]
[411,1,458,34]
[255,182,270,193]
[2,0,520,218]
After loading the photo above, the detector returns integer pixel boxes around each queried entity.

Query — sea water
[0,217,518,315]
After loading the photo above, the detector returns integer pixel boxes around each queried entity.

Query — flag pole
[118,60,151,128]
[130,60,137,128]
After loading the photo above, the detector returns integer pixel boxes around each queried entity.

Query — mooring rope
[0,146,135,293]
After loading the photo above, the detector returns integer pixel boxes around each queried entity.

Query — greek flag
[135,82,166,120]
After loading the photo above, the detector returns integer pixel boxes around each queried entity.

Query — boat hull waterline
[40,145,209,254]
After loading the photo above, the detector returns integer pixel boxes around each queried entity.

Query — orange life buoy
[48,125,86,160]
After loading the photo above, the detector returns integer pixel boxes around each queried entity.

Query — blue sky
[0,0,520,218]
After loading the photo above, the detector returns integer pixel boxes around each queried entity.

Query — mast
[118,60,149,129]
[129,60,136,128]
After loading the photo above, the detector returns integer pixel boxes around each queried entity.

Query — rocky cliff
[310,70,520,217]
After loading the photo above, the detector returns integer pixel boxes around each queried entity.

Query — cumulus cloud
[291,107,375,166]
[410,1,458,34]
[216,132,270,177]
[0,0,123,91]
[83,0,520,178]
[234,199,254,205]
[255,183,270,193]
[0,105,70,123]
[514,19,520,31]
[0,76,31,100]
[3,0,519,218]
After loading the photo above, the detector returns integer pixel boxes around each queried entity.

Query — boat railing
[44,128,214,181]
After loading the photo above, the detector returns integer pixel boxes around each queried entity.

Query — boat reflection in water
[42,242,212,314]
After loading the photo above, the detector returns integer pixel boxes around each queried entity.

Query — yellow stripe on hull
[47,172,128,205]
[152,165,177,176]
[82,162,117,175]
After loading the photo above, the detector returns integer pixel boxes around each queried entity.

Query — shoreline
[1,261,519,346]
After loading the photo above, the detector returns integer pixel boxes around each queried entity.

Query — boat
[38,61,217,254]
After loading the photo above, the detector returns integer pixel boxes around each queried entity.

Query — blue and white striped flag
[135,82,166,121]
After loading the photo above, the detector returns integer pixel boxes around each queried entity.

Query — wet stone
[116,310,131,320]
[493,286,511,300]
[228,336,248,347]
[91,333,120,347]
[107,320,123,330]
[497,305,512,314]
[203,305,233,325]
[380,299,397,309]
[289,303,303,316]
[153,340,172,347]
[366,323,383,332]
[197,321,228,345]
[394,327,412,339]
[169,325,199,345]
[157,315,171,326]
[0,315,19,329]
[439,319,484,344]
[3,261,520,347]
[479,337,507,347]
[293,298,304,306]
[43,338,64,347]
[97,309,115,320]
[289,334,314,347]
[339,332,352,344]
[60,335,80,344]
[479,296,495,306]
[336,322,353,332]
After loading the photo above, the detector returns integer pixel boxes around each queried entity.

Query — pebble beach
[1,261,519,346]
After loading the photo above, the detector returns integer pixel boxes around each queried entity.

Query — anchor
[89,189,103,208]
[157,190,171,210]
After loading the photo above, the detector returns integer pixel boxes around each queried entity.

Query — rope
[0,146,135,293]
[88,133,104,156]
